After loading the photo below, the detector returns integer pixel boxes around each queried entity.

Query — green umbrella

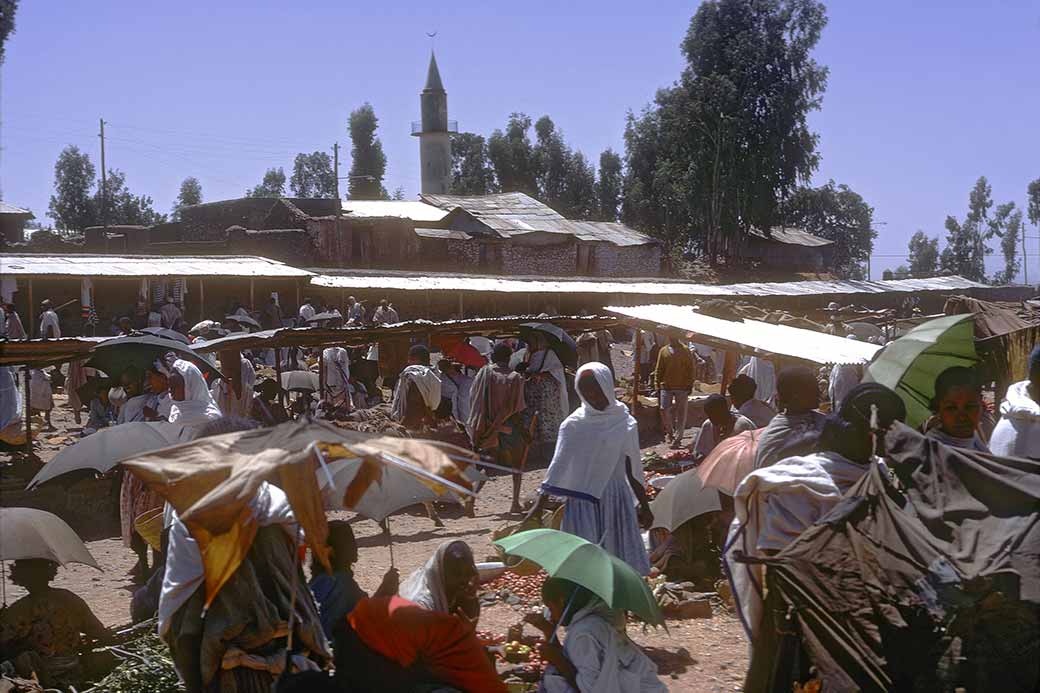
[863,314,977,429]
[493,528,664,626]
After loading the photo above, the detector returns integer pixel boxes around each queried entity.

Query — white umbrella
[0,507,99,569]
[27,421,188,489]
[649,466,723,532]
[318,457,456,522]
[225,314,261,330]
[281,370,320,393]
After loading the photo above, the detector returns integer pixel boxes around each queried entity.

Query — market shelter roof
[193,315,620,354]
[0,254,313,279]
[608,304,882,366]
[310,269,987,298]
[0,336,111,367]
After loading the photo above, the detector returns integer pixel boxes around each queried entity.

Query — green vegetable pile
[85,630,182,693]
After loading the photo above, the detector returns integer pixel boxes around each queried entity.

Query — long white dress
[542,362,650,575]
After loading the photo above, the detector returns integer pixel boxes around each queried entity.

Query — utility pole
[99,118,107,229]
[332,142,340,203]
[1023,222,1028,285]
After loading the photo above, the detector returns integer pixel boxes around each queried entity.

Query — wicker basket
[134,507,164,552]
[492,506,564,576]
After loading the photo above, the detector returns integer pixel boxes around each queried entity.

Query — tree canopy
[487,113,539,198]
[450,132,495,195]
[622,0,828,263]
[595,149,623,222]
[246,167,286,198]
[780,180,874,279]
[907,230,940,277]
[290,151,337,198]
[172,177,202,219]
[48,145,165,232]
[347,103,388,200]
[0,0,17,65]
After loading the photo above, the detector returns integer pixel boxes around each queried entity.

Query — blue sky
[3,1,1038,279]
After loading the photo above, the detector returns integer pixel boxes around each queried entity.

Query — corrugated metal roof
[0,254,313,278]
[414,227,472,240]
[420,192,657,246]
[310,269,988,298]
[608,304,882,365]
[0,202,33,216]
[748,226,834,247]
[341,200,449,223]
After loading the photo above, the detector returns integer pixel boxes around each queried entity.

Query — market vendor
[526,577,667,693]
[0,559,109,689]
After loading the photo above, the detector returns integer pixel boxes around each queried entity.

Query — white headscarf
[541,362,641,501]
[168,359,222,427]
[399,539,464,613]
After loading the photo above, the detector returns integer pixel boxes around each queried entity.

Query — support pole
[458,292,464,318]
[631,328,642,414]
[318,348,326,402]
[26,280,33,340]
[275,356,286,411]
[220,349,243,400]
[249,279,255,312]
[199,278,205,322]
[23,365,31,455]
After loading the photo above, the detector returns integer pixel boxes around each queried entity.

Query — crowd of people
[3,293,1039,692]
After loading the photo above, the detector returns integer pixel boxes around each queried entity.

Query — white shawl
[542,362,641,502]
[390,365,441,422]
[398,540,457,613]
[725,451,869,641]
[990,380,1040,459]
[168,359,222,427]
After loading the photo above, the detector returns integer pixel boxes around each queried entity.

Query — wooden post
[318,347,326,401]
[296,282,302,314]
[26,279,34,340]
[249,279,255,312]
[631,328,642,413]
[275,354,286,410]
[23,365,32,454]
[198,278,205,322]
[458,292,464,318]
[220,349,242,399]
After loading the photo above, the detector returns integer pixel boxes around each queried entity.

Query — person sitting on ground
[924,366,990,451]
[753,366,827,469]
[116,366,154,424]
[525,363,653,575]
[399,540,481,623]
[309,521,399,641]
[728,374,777,428]
[390,344,441,430]
[117,316,135,336]
[727,383,907,641]
[468,343,529,513]
[437,358,474,425]
[0,559,109,689]
[84,383,115,433]
[692,394,755,462]
[525,578,667,693]
[342,592,507,693]
[654,336,695,448]
[990,344,1040,459]
[251,378,289,426]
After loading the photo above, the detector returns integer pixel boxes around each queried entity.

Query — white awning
[608,304,882,365]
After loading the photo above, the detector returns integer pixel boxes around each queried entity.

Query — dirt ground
[3,343,750,692]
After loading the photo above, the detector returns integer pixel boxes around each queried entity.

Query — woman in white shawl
[991,346,1040,459]
[167,359,222,432]
[398,540,480,622]
[530,578,666,693]
[209,355,256,419]
[524,362,652,575]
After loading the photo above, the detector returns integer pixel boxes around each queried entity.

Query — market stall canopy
[192,315,619,354]
[0,336,112,367]
[0,253,313,278]
[607,304,882,366]
[311,269,991,299]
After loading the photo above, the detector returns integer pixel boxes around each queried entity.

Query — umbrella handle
[383,518,395,568]
[548,589,581,645]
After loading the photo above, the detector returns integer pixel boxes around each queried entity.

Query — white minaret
[413,51,453,194]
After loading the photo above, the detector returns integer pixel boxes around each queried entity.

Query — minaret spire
[414,49,453,194]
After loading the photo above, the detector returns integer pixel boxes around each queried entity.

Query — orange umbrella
[696,428,762,496]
